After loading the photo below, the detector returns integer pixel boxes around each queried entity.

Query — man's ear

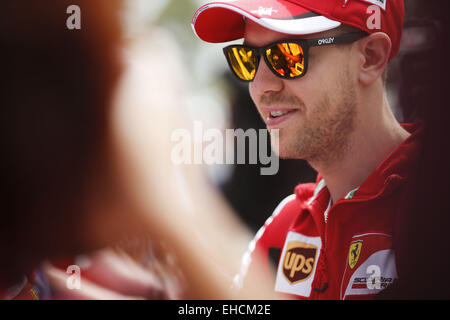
[357,32,391,86]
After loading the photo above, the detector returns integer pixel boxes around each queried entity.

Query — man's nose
[250,58,284,98]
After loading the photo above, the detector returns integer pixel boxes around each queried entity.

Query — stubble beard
[272,69,357,168]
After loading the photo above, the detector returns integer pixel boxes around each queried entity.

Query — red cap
[192,0,404,60]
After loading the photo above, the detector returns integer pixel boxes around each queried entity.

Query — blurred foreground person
[0,0,130,299]
[0,0,273,300]
[192,0,433,299]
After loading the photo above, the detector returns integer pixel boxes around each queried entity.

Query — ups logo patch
[282,241,318,284]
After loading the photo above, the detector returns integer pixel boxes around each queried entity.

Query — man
[192,0,419,299]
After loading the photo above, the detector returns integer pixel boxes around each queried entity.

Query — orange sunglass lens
[226,47,257,81]
[266,42,305,78]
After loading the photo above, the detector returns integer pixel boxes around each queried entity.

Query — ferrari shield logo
[348,241,363,269]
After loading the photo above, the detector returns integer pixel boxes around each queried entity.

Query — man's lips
[262,107,298,128]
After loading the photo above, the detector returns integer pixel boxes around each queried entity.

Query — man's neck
[309,97,411,204]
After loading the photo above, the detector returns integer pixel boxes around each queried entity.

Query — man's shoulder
[261,182,317,238]
[233,182,319,291]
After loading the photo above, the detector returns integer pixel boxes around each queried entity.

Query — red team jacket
[236,123,422,300]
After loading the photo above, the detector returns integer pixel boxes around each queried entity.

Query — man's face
[246,21,358,164]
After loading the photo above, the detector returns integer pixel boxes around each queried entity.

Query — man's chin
[271,143,306,160]
[270,130,303,157]
[278,151,306,160]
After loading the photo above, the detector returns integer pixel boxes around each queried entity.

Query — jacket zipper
[313,199,332,296]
